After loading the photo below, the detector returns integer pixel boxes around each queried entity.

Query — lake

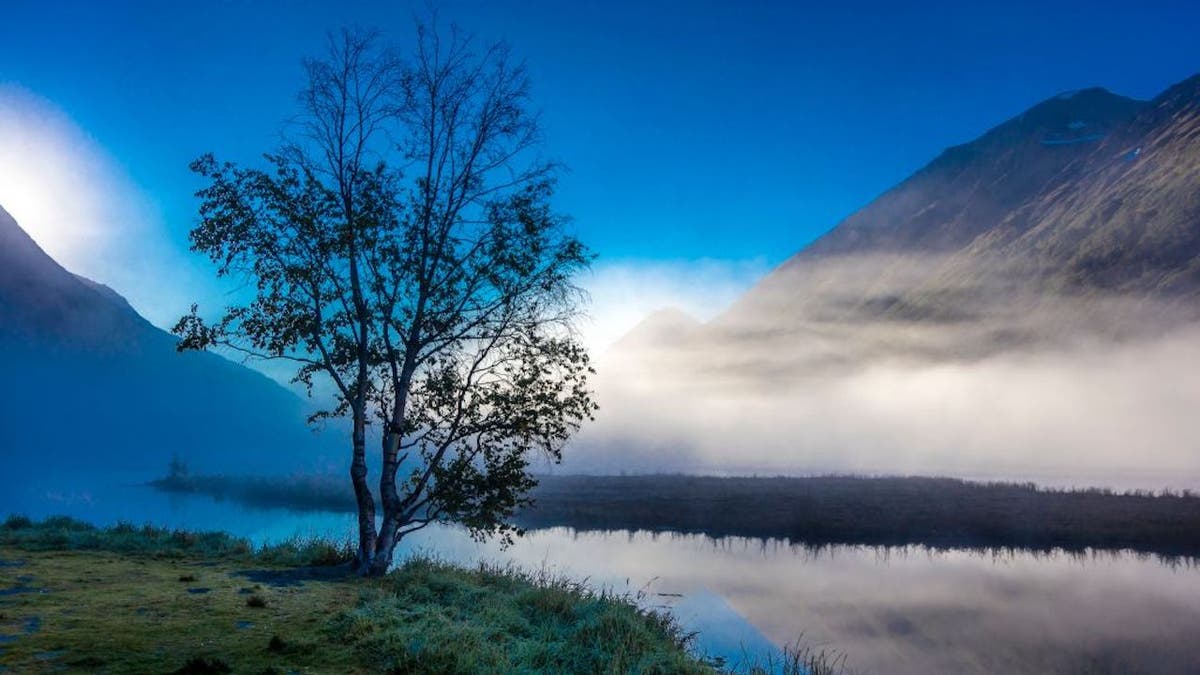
[4,476,1200,674]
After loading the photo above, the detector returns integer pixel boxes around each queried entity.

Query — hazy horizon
[3,2,1200,492]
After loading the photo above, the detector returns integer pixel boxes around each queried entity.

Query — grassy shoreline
[0,516,707,673]
[152,472,1200,559]
[0,516,832,674]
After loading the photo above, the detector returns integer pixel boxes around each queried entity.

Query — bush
[258,536,354,567]
[2,514,33,530]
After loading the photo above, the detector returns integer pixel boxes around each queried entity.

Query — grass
[0,515,846,674]
[330,557,707,673]
[0,513,354,567]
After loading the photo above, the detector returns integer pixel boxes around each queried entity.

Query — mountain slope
[965,74,1200,295]
[0,205,342,488]
[581,76,1200,479]
[608,308,701,353]
[709,76,1200,355]
[0,204,147,347]
[802,87,1146,258]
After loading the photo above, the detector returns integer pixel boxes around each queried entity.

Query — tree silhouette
[175,24,595,575]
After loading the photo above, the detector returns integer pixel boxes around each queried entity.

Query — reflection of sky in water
[6,478,1200,674]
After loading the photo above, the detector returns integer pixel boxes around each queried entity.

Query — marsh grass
[706,635,850,675]
[0,516,831,674]
[324,554,717,673]
[0,514,354,567]
[762,640,850,675]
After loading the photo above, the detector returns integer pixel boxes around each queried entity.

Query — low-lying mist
[566,257,1200,490]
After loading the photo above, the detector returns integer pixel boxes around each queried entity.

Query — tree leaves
[176,23,595,569]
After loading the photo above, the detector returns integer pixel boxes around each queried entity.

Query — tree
[167,455,190,481]
[174,24,595,575]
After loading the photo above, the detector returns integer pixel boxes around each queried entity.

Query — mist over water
[566,252,1200,491]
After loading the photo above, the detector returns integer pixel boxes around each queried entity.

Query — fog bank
[567,296,1200,490]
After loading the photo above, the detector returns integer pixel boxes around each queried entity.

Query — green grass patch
[0,516,846,674]
[328,556,710,673]
[0,514,354,567]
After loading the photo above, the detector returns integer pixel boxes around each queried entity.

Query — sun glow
[0,86,121,269]
[0,85,205,331]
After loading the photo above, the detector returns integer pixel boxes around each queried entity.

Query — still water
[5,477,1200,674]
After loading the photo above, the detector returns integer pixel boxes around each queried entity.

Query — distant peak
[929,86,1145,163]
[1016,87,1143,129]
[610,307,701,351]
[1052,86,1115,102]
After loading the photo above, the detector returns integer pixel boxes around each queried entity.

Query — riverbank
[520,474,1200,556]
[0,516,815,674]
[152,473,1200,558]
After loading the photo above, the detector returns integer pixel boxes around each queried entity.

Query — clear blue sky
[1,0,1198,341]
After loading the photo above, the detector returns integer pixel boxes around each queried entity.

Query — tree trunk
[366,429,405,576]
[350,410,378,574]
[365,353,418,577]
[368,521,399,576]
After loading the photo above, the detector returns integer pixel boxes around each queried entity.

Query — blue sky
[1,0,1198,347]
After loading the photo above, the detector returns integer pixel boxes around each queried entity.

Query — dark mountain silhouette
[0,205,342,489]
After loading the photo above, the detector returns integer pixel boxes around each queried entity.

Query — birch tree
[175,24,595,575]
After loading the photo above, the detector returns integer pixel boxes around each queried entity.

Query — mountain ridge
[796,87,1146,258]
[605,73,1200,377]
[719,74,1200,339]
[0,205,343,486]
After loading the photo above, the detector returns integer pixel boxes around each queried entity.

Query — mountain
[650,75,1200,371]
[800,87,1146,258]
[963,75,1200,295]
[608,308,701,353]
[0,205,343,491]
[1,204,159,349]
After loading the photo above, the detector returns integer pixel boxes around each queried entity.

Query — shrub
[2,514,32,530]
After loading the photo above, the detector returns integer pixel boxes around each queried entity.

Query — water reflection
[449,530,1200,673]
[5,479,1200,673]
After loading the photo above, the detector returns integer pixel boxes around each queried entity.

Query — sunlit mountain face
[732,77,1200,329]
[625,76,1200,362]
[578,75,1200,485]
